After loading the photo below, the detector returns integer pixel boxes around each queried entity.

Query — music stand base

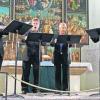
[2,94,24,99]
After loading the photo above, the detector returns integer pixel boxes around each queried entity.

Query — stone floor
[0,92,100,100]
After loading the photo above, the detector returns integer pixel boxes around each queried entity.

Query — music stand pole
[14,41,18,95]
[38,39,42,93]
[9,39,24,99]
[68,44,70,94]
[2,41,24,99]
[13,32,25,98]
[2,20,32,98]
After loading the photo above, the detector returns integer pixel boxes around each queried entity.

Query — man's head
[32,17,40,32]
[58,22,67,35]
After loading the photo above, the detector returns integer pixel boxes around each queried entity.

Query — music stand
[2,20,32,35]
[26,33,54,92]
[86,28,100,96]
[56,35,81,94]
[26,32,42,74]
[26,32,42,42]
[41,33,54,60]
[57,35,81,44]
[41,33,54,43]
[26,32,54,65]
[2,20,32,98]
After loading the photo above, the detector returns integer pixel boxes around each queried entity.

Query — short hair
[59,22,67,29]
[32,17,40,23]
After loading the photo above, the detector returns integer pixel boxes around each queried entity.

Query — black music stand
[26,32,54,66]
[26,33,54,92]
[41,33,54,62]
[86,28,100,96]
[2,20,32,35]
[2,20,32,98]
[57,35,81,44]
[41,33,54,43]
[26,32,42,72]
[26,32,42,42]
[86,28,99,43]
[57,35,81,64]
[56,35,81,94]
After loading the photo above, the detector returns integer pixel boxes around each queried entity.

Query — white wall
[81,0,100,91]
[89,0,100,28]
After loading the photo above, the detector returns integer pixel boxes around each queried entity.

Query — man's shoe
[32,87,39,93]
[33,89,37,93]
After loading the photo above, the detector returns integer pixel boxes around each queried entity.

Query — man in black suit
[52,22,69,91]
[21,18,40,94]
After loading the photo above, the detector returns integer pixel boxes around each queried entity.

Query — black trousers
[55,64,69,91]
[0,55,3,70]
[54,53,69,91]
[21,56,39,92]
[0,44,4,70]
